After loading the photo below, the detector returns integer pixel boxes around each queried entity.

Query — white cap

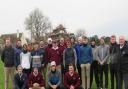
[47,38,52,43]
[51,61,56,66]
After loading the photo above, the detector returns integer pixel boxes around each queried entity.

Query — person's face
[17,41,22,47]
[82,39,88,44]
[110,37,116,44]
[51,66,56,71]
[119,37,125,46]
[40,41,44,48]
[66,42,71,47]
[69,66,74,73]
[60,38,64,44]
[33,68,38,74]
[52,42,57,47]
[5,39,11,46]
[17,67,23,74]
[34,44,39,50]
[91,41,96,46]
[78,38,82,44]
[100,39,105,45]
[23,45,27,50]
[71,38,75,43]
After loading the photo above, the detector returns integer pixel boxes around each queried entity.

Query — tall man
[109,35,119,89]
[90,39,99,89]
[79,37,93,89]
[96,37,109,89]
[1,38,15,89]
[118,36,128,89]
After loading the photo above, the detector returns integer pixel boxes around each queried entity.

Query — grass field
[0,59,112,89]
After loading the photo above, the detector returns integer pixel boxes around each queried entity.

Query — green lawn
[0,59,112,89]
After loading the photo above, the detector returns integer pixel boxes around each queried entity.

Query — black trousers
[110,64,118,89]
[77,63,82,84]
[118,72,128,89]
[99,64,108,88]
[90,60,99,88]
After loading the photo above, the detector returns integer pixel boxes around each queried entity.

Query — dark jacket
[118,43,128,73]
[109,43,119,64]
[28,72,45,87]
[14,46,22,67]
[63,48,77,66]
[1,46,15,67]
[14,73,27,89]
[64,71,81,89]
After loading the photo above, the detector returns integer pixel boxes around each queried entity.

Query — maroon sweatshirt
[64,72,81,89]
[28,72,45,87]
[48,47,61,65]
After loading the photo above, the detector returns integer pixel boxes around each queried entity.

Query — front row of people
[14,61,82,89]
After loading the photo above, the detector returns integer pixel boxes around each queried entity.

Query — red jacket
[28,72,45,87]
[64,72,81,89]
[48,47,61,65]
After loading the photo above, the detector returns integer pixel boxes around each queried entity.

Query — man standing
[90,39,99,89]
[96,37,109,89]
[109,35,119,89]
[1,38,15,89]
[79,37,93,89]
[118,36,128,89]
[14,39,22,68]
[74,37,83,83]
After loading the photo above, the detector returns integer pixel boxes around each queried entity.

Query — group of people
[1,35,128,89]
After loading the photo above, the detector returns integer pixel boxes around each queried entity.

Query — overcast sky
[0,0,128,38]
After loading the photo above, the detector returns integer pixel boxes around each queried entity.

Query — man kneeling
[64,64,83,89]
[47,61,63,89]
[28,67,45,89]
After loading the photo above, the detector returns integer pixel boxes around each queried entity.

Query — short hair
[33,42,39,45]
[111,35,116,38]
[17,65,23,69]
[68,63,75,69]
[82,36,88,40]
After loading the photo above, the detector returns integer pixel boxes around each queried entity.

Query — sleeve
[14,74,20,89]
[74,74,81,88]
[40,74,45,87]
[56,71,61,86]
[1,49,5,63]
[48,71,52,86]
[103,46,109,63]
[28,74,33,87]
[89,47,93,63]
[14,48,17,67]
[64,73,70,89]
[73,48,77,65]
[63,49,66,67]
[96,47,101,63]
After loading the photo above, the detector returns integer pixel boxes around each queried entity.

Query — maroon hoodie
[48,47,61,65]
[64,72,81,89]
[28,72,45,87]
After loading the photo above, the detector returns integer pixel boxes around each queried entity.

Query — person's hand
[53,85,57,89]
[33,83,39,87]
[100,61,104,65]
[70,85,75,89]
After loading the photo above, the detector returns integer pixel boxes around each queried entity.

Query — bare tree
[25,8,52,41]
[76,28,86,37]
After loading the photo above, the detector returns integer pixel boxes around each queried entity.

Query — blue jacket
[74,44,82,63]
[14,46,22,67]
[79,45,93,64]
